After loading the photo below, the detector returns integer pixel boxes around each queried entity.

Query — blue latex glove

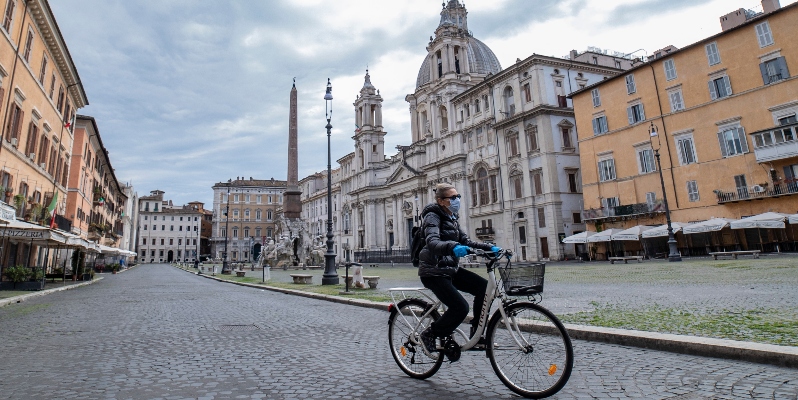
[491,246,502,255]
[453,245,470,258]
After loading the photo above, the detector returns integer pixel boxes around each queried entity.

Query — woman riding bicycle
[418,183,500,354]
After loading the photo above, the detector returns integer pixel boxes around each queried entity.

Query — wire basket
[498,262,545,296]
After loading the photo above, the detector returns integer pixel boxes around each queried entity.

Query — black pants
[420,268,488,337]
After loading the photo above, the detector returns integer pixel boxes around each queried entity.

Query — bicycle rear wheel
[486,302,573,398]
[388,299,444,379]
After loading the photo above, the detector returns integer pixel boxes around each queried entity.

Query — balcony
[751,122,798,163]
[714,182,798,204]
[583,201,665,222]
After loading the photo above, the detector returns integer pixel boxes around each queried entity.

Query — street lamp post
[322,79,339,285]
[649,122,682,262]
[222,179,232,273]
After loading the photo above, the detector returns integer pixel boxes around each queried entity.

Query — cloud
[606,0,715,25]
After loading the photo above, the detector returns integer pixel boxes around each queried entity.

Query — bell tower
[353,70,386,171]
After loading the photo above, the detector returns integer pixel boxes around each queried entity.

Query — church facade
[300,0,626,261]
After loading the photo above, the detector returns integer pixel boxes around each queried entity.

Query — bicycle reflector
[388,304,394,313]
[400,346,407,357]
[548,364,558,376]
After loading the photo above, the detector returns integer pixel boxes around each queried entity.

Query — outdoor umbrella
[611,225,655,241]
[561,231,596,243]
[587,229,623,242]
[788,214,798,225]
[641,222,687,238]
[730,212,789,229]
[682,218,735,234]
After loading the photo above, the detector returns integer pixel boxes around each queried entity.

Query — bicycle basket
[498,262,545,296]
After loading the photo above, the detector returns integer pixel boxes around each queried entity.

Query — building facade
[66,115,127,247]
[571,1,797,251]
[211,178,286,262]
[298,0,627,261]
[137,190,204,263]
[0,0,87,230]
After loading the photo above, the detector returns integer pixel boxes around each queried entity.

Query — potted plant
[4,265,29,289]
[109,263,120,274]
[30,203,42,223]
[13,194,25,212]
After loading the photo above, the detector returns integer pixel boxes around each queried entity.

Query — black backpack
[410,222,427,267]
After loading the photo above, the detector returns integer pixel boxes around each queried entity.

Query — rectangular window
[591,88,601,107]
[687,180,699,202]
[625,74,636,94]
[646,192,656,207]
[755,21,774,47]
[561,128,572,148]
[527,127,539,152]
[513,177,522,199]
[717,127,749,157]
[38,55,47,84]
[627,103,645,124]
[573,212,582,224]
[532,171,543,195]
[598,158,616,182]
[568,172,578,193]
[705,42,721,66]
[760,57,790,85]
[23,27,33,62]
[592,116,608,135]
[637,148,656,174]
[603,197,620,208]
[518,226,526,244]
[664,59,677,81]
[523,83,531,102]
[669,89,684,112]
[734,174,748,199]
[490,175,498,203]
[2,0,15,32]
[537,207,546,228]
[708,76,732,100]
[470,181,477,205]
[676,136,697,165]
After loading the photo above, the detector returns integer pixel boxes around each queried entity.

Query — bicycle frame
[389,250,533,352]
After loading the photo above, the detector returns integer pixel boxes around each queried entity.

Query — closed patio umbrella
[682,218,735,234]
[641,222,686,238]
[730,212,789,229]
[611,225,655,241]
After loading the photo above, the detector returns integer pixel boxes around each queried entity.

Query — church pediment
[387,164,422,184]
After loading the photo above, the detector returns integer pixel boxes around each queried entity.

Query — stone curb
[0,277,104,308]
[174,265,798,369]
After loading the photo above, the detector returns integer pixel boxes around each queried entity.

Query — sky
[49,0,797,207]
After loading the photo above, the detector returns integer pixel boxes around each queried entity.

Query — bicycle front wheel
[486,302,573,398]
[388,299,444,379]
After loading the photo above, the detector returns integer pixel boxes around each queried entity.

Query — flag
[47,191,58,229]
[355,124,361,133]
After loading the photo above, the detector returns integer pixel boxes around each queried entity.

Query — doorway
[167,250,174,263]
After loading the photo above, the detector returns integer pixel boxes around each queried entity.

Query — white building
[299,0,629,261]
[120,183,138,254]
[137,190,204,263]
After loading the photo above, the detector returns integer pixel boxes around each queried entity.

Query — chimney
[762,0,780,14]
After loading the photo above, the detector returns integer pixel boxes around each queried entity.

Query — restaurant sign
[0,229,45,238]
[0,202,15,222]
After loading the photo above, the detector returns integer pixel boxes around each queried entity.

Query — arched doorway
[167,250,174,263]
[253,243,262,261]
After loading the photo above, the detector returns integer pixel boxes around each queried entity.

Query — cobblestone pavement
[1,264,797,399]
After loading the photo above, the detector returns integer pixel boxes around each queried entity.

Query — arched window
[504,87,515,117]
[477,168,489,205]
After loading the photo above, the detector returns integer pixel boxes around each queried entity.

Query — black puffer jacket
[417,203,493,278]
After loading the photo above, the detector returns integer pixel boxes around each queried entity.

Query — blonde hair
[434,183,456,200]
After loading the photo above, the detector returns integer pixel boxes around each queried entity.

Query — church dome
[416,37,502,88]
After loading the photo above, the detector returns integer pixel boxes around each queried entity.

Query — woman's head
[434,183,461,214]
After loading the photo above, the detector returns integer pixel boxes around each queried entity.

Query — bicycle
[387,248,573,399]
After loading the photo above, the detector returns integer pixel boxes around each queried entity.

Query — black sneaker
[419,327,438,357]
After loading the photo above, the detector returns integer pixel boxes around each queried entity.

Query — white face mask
[448,197,461,214]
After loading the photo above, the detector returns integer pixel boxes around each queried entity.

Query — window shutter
[592,118,599,135]
[708,80,717,100]
[14,110,23,140]
[639,104,645,120]
[737,128,749,153]
[777,57,790,79]
[784,166,795,181]
[760,62,771,84]
[627,107,634,125]
[723,76,732,96]
[717,132,728,157]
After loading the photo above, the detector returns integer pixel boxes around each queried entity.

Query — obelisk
[284,79,302,219]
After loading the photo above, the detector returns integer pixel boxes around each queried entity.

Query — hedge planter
[0,281,45,291]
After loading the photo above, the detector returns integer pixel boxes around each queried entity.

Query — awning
[561,231,596,244]
[682,218,735,234]
[587,229,623,242]
[641,222,687,238]
[789,214,798,225]
[730,212,790,229]
[0,219,67,244]
[98,245,122,255]
[611,225,655,241]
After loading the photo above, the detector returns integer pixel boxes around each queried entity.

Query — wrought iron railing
[714,182,798,203]
[583,201,664,220]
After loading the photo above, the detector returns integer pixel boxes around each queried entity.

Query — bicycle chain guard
[443,337,461,363]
